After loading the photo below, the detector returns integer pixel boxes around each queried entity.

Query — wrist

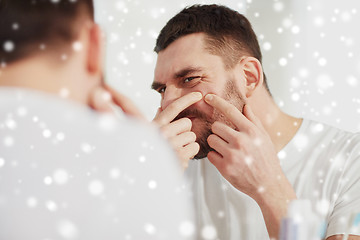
[252,177,297,239]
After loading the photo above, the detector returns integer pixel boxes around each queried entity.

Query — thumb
[105,85,145,120]
[88,87,113,112]
[152,107,163,123]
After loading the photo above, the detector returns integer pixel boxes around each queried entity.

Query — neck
[248,88,302,152]
[0,55,89,104]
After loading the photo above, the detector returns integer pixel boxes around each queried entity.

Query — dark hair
[155,4,270,93]
[0,0,94,64]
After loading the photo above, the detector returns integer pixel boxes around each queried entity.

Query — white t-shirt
[0,87,196,240]
[186,118,360,240]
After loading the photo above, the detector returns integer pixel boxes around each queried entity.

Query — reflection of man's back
[0,88,195,240]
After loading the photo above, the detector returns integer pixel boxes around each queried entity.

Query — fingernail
[205,94,213,102]
[192,92,203,99]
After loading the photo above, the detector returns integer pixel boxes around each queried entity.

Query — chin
[193,151,208,160]
[193,131,213,160]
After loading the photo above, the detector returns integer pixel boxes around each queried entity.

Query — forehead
[154,33,224,83]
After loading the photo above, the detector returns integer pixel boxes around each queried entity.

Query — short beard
[174,79,246,160]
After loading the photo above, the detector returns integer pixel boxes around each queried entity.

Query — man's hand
[88,85,145,120]
[153,92,202,169]
[204,93,296,239]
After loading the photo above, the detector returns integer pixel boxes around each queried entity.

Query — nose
[161,85,184,110]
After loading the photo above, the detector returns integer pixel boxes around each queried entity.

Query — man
[0,1,195,239]
[152,4,360,240]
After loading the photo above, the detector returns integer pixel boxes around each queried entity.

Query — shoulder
[0,87,178,168]
[301,119,360,151]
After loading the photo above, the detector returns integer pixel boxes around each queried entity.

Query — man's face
[153,33,246,159]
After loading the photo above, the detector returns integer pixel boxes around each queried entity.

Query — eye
[158,86,166,94]
[184,76,201,83]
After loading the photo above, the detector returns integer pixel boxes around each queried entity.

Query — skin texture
[152,32,357,240]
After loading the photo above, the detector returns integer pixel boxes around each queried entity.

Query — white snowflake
[144,223,156,235]
[44,176,53,186]
[57,220,79,239]
[148,180,157,190]
[46,200,58,212]
[279,57,288,66]
[291,92,300,102]
[139,155,146,163]
[0,158,5,168]
[26,197,38,208]
[81,143,94,154]
[179,221,195,237]
[278,150,287,160]
[314,16,325,27]
[109,168,121,179]
[262,42,272,51]
[291,25,300,34]
[16,107,27,117]
[88,179,104,196]
[316,74,333,90]
[293,133,308,150]
[3,41,15,52]
[3,136,14,147]
[12,23,19,30]
[201,225,217,240]
[316,199,330,216]
[273,2,284,12]
[347,75,358,87]
[5,118,17,130]
[53,169,69,185]
[311,123,324,133]
[72,41,83,52]
[43,129,52,138]
[56,132,65,141]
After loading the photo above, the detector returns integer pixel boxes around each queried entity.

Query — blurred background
[94,0,360,133]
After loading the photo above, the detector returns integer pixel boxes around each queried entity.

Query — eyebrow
[151,81,164,91]
[174,67,203,79]
[151,66,204,91]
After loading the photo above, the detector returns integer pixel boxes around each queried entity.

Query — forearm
[254,178,297,239]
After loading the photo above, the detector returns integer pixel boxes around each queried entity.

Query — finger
[211,121,238,143]
[105,85,145,120]
[243,104,263,130]
[207,134,228,157]
[169,131,197,148]
[204,94,252,131]
[207,150,223,167]
[154,107,162,119]
[88,87,113,112]
[179,142,200,162]
[153,92,202,126]
[161,118,192,139]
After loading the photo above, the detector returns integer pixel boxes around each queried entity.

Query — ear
[240,57,264,98]
[86,23,104,76]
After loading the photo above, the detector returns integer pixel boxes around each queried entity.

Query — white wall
[95,0,360,132]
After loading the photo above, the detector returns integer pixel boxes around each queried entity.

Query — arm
[204,94,297,239]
